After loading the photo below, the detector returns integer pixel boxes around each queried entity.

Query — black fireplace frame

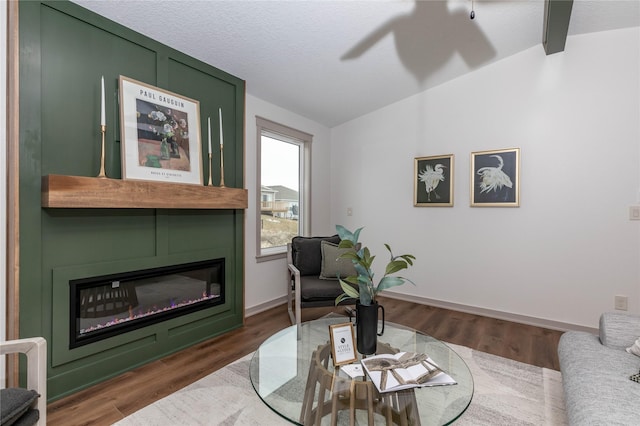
[69,258,225,349]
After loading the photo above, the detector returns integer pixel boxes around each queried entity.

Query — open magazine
[361,351,457,393]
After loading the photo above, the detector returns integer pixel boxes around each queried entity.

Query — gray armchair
[287,235,356,326]
[0,337,47,426]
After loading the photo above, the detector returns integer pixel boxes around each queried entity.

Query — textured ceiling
[71,0,640,127]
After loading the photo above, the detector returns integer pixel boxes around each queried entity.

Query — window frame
[255,116,312,262]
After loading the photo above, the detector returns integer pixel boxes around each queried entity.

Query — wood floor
[47,297,564,425]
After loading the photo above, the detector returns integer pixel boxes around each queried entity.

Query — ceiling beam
[543,0,574,55]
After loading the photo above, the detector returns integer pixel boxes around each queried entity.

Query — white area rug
[113,343,566,425]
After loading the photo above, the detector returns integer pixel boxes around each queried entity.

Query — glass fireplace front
[69,259,224,348]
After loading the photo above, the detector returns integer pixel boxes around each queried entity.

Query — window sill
[256,250,286,263]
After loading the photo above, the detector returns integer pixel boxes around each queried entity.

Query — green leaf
[338,250,359,262]
[376,276,407,292]
[336,224,352,241]
[356,274,371,286]
[361,246,371,259]
[335,293,352,305]
[335,280,359,305]
[359,283,373,305]
[343,275,360,285]
[400,254,416,266]
[352,227,363,243]
[338,239,354,249]
[360,248,374,268]
[339,279,360,299]
[353,263,369,277]
[385,259,408,275]
[360,293,372,305]
[336,225,363,244]
[402,277,417,286]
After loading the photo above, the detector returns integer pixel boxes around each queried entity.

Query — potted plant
[334,225,416,354]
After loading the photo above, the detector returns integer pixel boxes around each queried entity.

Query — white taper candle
[218,108,224,147]
[207,117,212,154]
[100,76,106,126]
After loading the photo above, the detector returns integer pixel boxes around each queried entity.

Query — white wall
[1,0,8,383]
[329,27,640,330]
[244,94,332,314]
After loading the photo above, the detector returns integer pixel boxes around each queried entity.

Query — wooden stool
[300,342,420,426]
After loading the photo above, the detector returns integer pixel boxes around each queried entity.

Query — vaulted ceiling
[72,0,639,127]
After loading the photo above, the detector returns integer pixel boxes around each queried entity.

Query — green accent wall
[19,0,245,400]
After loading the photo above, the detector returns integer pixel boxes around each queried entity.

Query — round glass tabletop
[250,316,473,425]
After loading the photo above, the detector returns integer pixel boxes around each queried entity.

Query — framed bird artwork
[414,154,454,207]
[470,148,520,207]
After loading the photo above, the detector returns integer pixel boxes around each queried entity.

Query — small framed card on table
[329,323,358,366]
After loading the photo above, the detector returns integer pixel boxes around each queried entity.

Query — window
[256,117,312,260]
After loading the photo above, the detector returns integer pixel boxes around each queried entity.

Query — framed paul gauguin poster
[119,76,203,185]
[470,148,520,207]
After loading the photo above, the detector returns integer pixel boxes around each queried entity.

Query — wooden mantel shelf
[42,174,248,209]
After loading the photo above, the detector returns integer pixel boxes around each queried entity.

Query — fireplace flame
[78,293,220,336]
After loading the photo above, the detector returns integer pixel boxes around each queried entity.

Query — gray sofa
[558,312,640,425]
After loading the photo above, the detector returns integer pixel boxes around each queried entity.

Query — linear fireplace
[69,259,224,349]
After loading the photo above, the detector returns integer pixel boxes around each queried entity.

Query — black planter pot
[355,301,385,355]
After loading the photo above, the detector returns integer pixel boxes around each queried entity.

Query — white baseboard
[379,292,598,334]
[245,295,288,317]
[245,292,598,334]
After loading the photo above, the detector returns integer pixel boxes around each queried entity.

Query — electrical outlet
[614,295,628,311]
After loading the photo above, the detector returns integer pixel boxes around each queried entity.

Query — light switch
[630,206,640,221]
[615,295,628,311]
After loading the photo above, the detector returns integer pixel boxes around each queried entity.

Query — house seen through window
[256,117,311,258]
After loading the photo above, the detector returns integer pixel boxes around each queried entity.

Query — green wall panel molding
[19,0,246,401]
[42,209,159,265]
[167,58,244,187]
[47,334,158,400]
[41,4,157,178]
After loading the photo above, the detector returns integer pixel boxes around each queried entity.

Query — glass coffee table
[250,316,473,425]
